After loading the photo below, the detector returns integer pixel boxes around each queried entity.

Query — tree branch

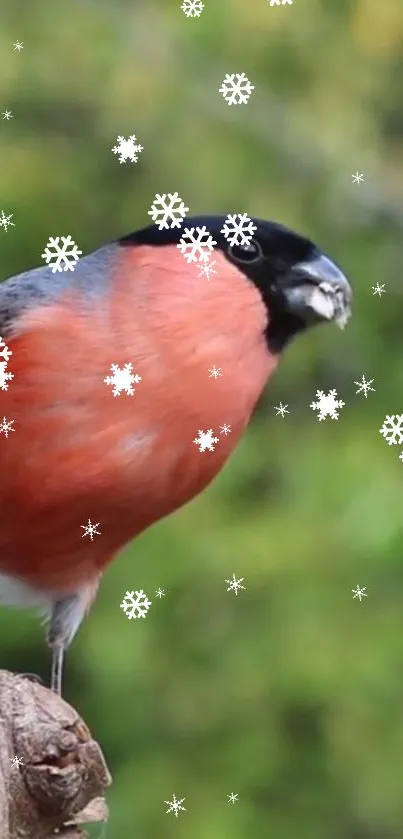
[0,670,111,839]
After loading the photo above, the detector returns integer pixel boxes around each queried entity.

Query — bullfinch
[0,215,352,694]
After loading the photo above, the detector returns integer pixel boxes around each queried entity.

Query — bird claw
[19,672,45,685]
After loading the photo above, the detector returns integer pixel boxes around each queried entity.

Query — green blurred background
[1,0,403,836]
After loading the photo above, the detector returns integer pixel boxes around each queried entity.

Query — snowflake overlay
[227,793,239,804]
[81,519,101,540]
[275,402,289,417]
[2,110,13,120]
[148,193,189,229]
[219,73,255,105]
[177,226,217,263]
[165,794,186,818]
[10,755,24,767]
[220,213,257,247]
[155,588,165,598]
[0,417,15,438]
[112,134,144,164]
[219,424,231,435]
[0,336,12,366]
[354,375,375,398]
[197,255,218,281]
[372,283,386,297]
[120,590,152,619]
[181,0,204,17]
[193,429,219,452]
[41,236,82,273]
[351,171,364,185]
[225,573,245,596]
[104,363,142,397]
[0,367,13,390]
[269,0,293,4]
[379,415,403,446]
[0,211,15,232]
[208,366,223,379]
[0,336,13,391]
[310,389,345,421]
[13,41,24,51]
[352,585,367,601]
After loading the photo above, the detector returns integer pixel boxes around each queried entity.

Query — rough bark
[0,670,111,838]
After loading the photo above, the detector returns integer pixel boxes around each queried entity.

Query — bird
[0,215,352,695]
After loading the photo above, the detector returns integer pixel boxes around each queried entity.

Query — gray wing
[0,242,118,337]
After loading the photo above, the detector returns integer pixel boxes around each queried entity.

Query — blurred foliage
[1,0,403,836]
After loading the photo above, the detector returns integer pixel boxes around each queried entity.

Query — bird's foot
[18,671,45,685]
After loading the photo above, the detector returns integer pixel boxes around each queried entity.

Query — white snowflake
[379,415,403,446]
[0,336,12,365]
[104,362,142,397]
[225,573,245,596]
[351,171,364,185]
[197,255,218,281]
[193,428,219,452]
[181,0,204,17]
[177,226,217,264]
[354,375,375,398]
[81,519,101,540]
[13,41,24,51]
[274,402,289,417]
[148,193,189,230]
[0,365,14,391]
[2,110,13,120]
[0,211,15,232]
[269,0,293,4]
[112,134,144,164]
[352,585,367,602]
[219,73,255,105]
[310,389,345,421]
[219,424,231,435]
[120,590,152,620]
[10,755,24,767]
[220,213,257,247]
[372,282,386,297]
[0,417,15,438]
[227,793,239,804]
[165,794,186,818]
[155,588,165,598]
[41,236,82,273]
[208,366,223,379]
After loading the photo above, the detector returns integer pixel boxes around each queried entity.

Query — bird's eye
[228,239,263,264]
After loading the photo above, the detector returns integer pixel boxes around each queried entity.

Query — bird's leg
[47,594,80,695]
[46,583,99,695]
[50,640,64,695]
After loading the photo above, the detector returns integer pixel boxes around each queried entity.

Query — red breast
[0,245,275,590]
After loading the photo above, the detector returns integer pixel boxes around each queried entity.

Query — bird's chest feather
[0,249,277,583]
[1,322,273,518]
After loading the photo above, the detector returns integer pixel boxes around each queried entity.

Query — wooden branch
[0,670,112,839]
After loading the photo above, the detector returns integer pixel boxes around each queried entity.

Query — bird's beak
[282,253,352,329]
